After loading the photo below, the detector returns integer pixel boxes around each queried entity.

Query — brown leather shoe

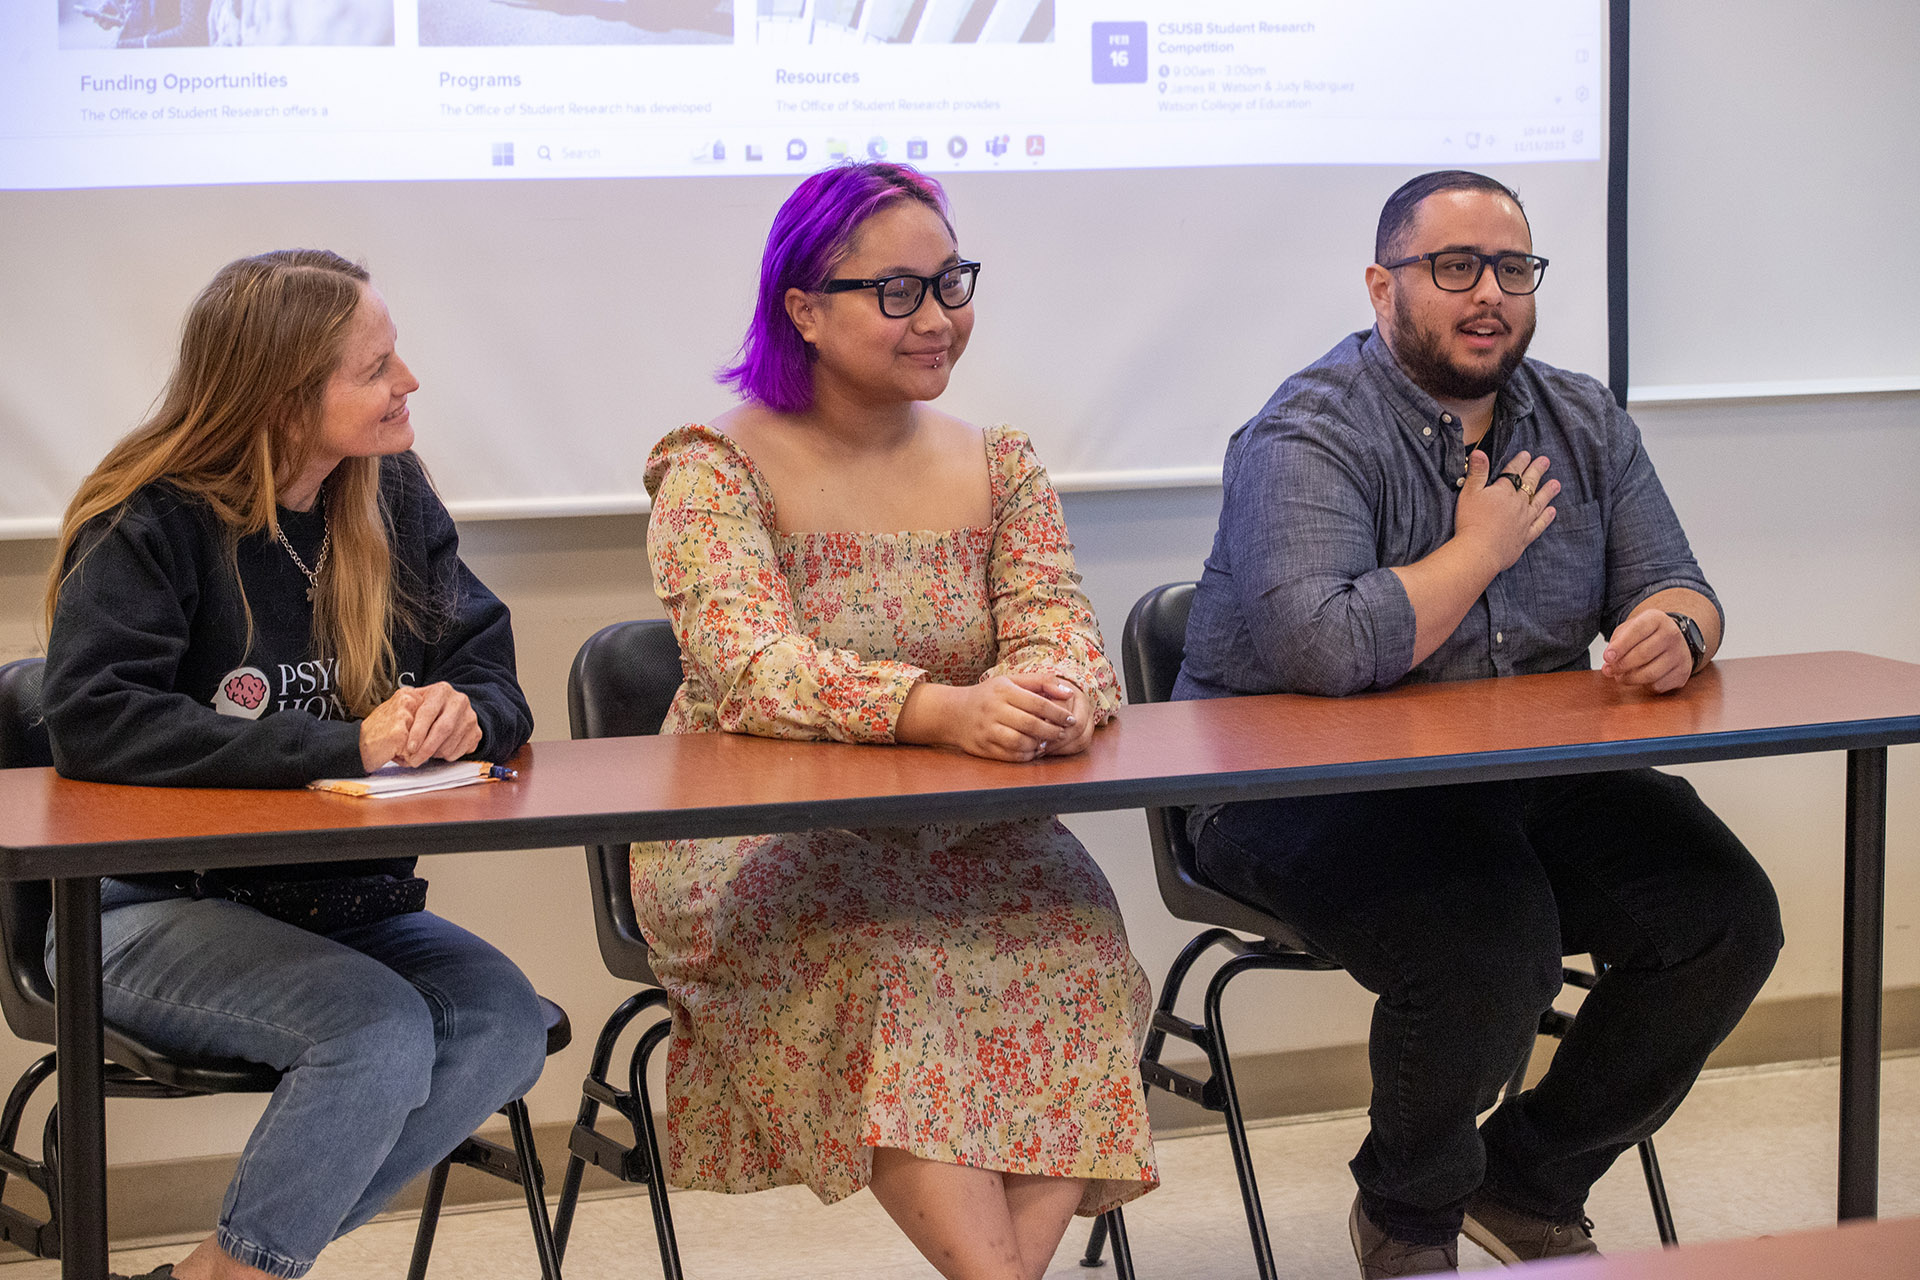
[1462,1192,1600,1264]
[1349,1194,1459,1278]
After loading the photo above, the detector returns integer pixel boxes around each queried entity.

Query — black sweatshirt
[42,451,534,884]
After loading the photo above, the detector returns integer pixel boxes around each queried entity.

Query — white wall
[0,0,1915,1168]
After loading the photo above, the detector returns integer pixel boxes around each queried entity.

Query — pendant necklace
[275,501,330,603]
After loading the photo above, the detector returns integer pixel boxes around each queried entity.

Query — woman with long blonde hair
[42,249,545,1280]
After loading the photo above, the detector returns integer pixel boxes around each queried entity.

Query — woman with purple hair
[636,162,1158,1277]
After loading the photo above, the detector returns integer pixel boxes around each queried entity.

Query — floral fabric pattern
[635,423,1156,1214]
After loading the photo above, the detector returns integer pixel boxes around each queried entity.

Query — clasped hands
[80,1,130,30]
[358,682,482,772]
[898,671,1093,763]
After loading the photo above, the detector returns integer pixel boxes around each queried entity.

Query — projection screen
[0,1,1615,535]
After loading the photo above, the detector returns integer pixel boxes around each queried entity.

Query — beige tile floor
[34,1054,1920,1279]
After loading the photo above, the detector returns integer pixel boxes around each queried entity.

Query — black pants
[1195,768,1782,1244]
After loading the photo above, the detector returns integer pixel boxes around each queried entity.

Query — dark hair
[718,162,954,414]
[1375,170,1528,264]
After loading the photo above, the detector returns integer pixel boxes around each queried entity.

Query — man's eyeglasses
[819,261,981,318]
[1381,251,1549,296]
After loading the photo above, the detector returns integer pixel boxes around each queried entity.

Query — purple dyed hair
[718,161,954,414]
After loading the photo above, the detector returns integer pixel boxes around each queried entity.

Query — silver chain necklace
[275,506,330,602]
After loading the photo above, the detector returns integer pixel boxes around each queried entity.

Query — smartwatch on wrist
[1665,612,1707,673]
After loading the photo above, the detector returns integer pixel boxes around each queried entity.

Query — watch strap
[1665,612,1707,671]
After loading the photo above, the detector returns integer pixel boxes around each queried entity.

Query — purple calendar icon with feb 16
[1092,22,1148,84]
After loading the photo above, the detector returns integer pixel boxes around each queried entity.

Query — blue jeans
[50,878,548,1278]
[1195,768,1782,1244]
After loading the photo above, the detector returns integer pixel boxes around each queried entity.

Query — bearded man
[1174,170,1782,1278]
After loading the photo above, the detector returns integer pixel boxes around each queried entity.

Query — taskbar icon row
[483,134,1049,172]
[699,134,1048,164]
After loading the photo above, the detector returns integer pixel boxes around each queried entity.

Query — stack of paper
[308,760,509,799]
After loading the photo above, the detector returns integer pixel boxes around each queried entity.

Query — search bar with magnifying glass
[503,133,715,176]
[526,139,612,166]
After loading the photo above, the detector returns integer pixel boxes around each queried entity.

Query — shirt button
[1422,426,1432,436]
[1496,632,1505,644]
[1441,413,1453,424]
[1454,477,1465,488]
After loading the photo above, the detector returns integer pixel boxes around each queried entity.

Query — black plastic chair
[1079,584,1676,1277]
[552,620,684,1278]
[0,657,571,1278]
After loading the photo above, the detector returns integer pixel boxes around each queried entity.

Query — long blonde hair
[46,249,410,717]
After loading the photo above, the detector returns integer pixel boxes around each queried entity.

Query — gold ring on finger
[1520,481,1538,499]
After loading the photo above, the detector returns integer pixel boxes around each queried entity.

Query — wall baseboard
[1143,983,1920,1134]
[0,1115,636,1259]
[3,984,1912,1257]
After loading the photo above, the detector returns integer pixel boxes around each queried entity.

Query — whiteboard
[1624,0,1920,397]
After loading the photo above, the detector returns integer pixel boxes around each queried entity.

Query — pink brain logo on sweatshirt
[226,672,266,707]
[211,667,271,720]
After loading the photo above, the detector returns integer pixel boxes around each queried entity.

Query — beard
[1389,291,1537,401]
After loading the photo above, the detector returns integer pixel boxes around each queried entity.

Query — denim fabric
[1195,769,1781,1244]
[52,879,548,1278]
[1175,328,1719,702]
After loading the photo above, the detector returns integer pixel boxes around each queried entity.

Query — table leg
[1839,747,1886,1221]
[52,876,108,1279]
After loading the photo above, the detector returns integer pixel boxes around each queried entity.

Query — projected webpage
[5,2,1602,189]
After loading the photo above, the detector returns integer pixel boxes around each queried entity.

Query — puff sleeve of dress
[978,428,1122,722]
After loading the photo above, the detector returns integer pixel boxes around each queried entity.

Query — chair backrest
[0,658,51,770]
[1120,585,1314,945]
[0,659,58,1041]
[566,620,684,986]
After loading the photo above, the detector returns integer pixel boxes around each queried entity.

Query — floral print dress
[636,423,1157,1215]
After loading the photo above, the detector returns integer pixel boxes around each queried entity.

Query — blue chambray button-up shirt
[1174,327,1720,703]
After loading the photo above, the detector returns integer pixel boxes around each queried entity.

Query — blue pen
[488,764,518,781]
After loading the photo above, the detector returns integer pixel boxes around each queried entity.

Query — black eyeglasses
[1381,251,1549,296]
[819,261,981,318]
